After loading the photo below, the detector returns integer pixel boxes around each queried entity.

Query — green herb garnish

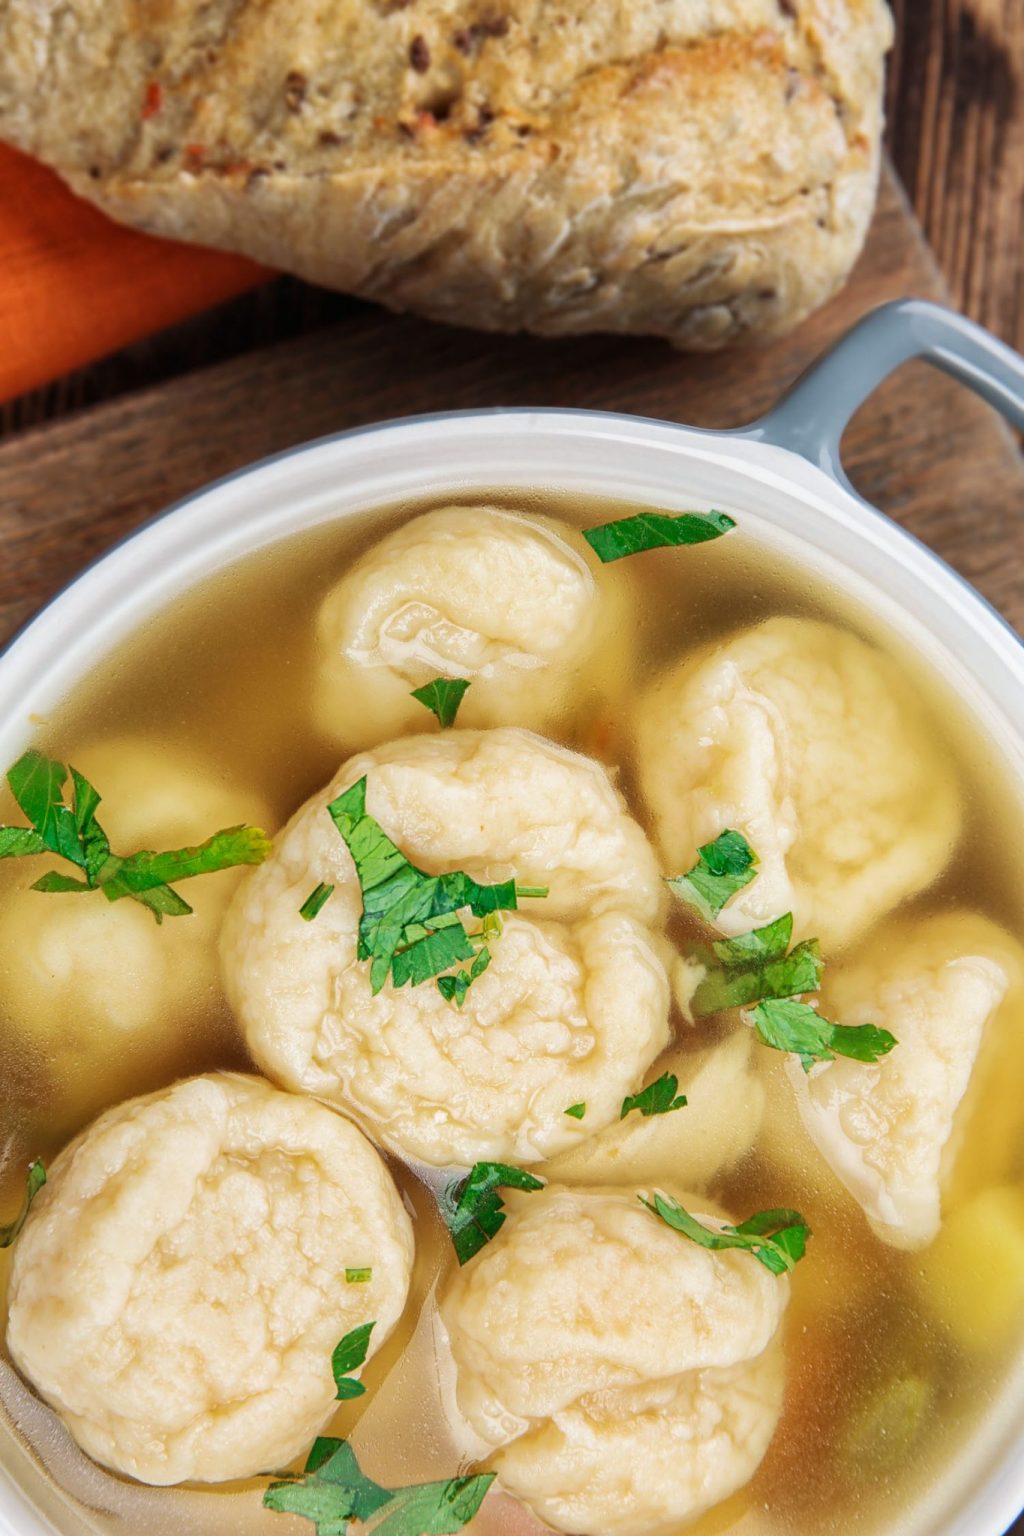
[642,1191,810,1276]
[328,777,543,997]
[620,1073,688,1119]
[667,830,758,923]
[300,882,335,922]
[443,1162,545,1265]
[564,1103,586,1120]
[692,912,823,1014]
[345,1268,372,1284]
[0,1161,45,1248]
[437,946,492,1006]
[264,1437,494,1536]
[332,1322,375,1400]
[749,998,898,1074]
[0,750,270,923]
[410,678,471,729]
[583,510,735,563]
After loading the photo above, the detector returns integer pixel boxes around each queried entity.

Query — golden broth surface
[1,490,1023,1536]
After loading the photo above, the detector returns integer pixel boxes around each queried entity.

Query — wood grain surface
[887,0,1024,352]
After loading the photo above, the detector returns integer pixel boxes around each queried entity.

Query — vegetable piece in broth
[667,830,758,923]
[0,1161,45,1248]
[749,998,897,1073]
[0,750,270,923]
[620,1073,688,1119]
[643,1191,810,1276]
[443,1162,545,1264]
[263,1436,494,1536]
[410,678,471,728]
[584,509,735,563]
[333,1322,375,1400]
[692,914,823,1014]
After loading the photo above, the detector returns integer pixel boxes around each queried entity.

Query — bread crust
[0,0,892,346]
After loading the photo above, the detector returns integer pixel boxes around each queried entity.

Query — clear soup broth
[1,490,1023,1536]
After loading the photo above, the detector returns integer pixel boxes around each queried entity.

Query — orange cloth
[0,144,270,404]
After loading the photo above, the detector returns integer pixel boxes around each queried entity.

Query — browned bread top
[0,0,893,346]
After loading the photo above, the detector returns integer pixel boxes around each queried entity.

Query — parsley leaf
[328,777,541,997]
[264,1438,494,1536]
[749,998,898,1074]
[442,1162,545,1264]
[620,1073,688,1119]
[642,1191,810,1275]
[0,1161,45,1248]
[437,946,491,1006]
[564,1103,586,1120]
[332,1322,375,1400]
[583,510,735,563]
[410,678,471,729]
[667,830,758,923]
[692,913,824,1014]
[301,882,335,922]
[0,750,270,924]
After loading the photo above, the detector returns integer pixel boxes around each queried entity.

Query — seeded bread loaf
[0,0,892,348]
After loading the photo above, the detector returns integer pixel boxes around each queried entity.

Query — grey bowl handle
[750,298,1024,482]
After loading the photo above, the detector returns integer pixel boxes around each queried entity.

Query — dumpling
[494,1350,784,1536]
[221,729,670,1167]
[538,1029,764,1192]
[0,738,272,1132]
[632,617,961,951]
[781,912,1020,1249]
[440,1185,787,1534]
[315,505,633,750]
[6,1073,414,1485]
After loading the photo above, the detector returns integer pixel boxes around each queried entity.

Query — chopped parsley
[564,1103,586,1120]
[328,776,545,998]
[442,1162,545,1265]
[345,1268,372,1284]
[263,1437,494,1536]
[692,912,823,1014]
[583,509,735,563]
[620,1073,688,1119]
[410,678,471,729]
[0,750,270,923]
[437,946,491,1006]
[667,830,758,923]
[332,1322,375,1400]
[299,882,335,922]
[749,998,898,1074]
[643,1191,810,1276]
[0,1161,45,1248]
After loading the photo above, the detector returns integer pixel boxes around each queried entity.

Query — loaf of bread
[0,0,892,348]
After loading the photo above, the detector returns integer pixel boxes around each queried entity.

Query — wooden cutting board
[0,163,1021,655]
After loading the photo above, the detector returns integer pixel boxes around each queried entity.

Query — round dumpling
[6,1073,414,1485]
[440,1186,787,1534]
[494,1347,784,1536]
[221,729,669,1167]
[782,912,1020,1249]
[538,1029,764,1192]
[315,505,632,750]
[0,738,272,1132]
[632,617,961,951]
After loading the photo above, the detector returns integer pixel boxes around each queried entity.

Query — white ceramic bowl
[1,299,1022,1536]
